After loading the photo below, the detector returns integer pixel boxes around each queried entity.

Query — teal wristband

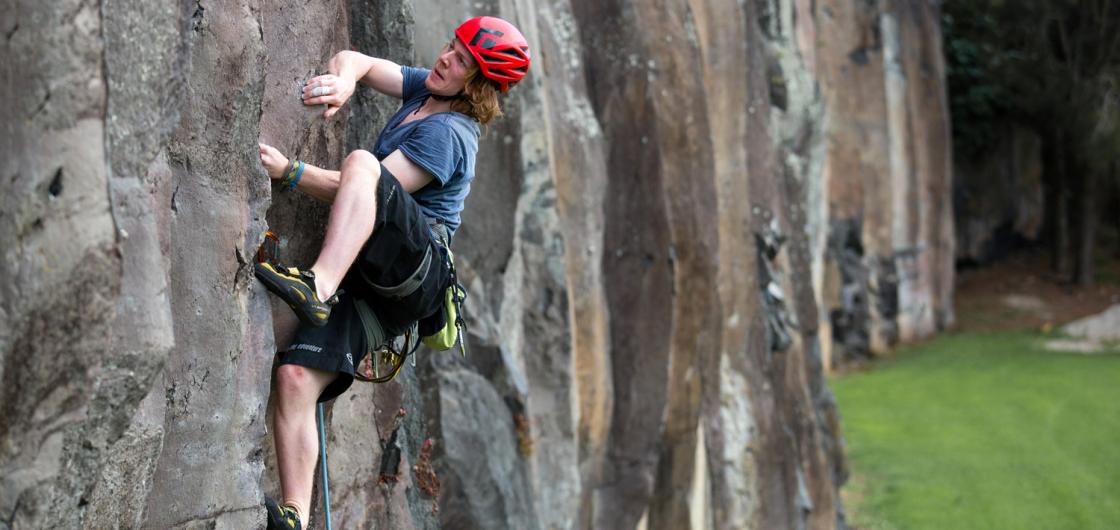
[280,159,298,188]
[288,160,305,189]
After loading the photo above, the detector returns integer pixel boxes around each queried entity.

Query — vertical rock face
[1,1,952,530]
[814,0,955,367]
[139,2,276,526]
[3,1,135,528]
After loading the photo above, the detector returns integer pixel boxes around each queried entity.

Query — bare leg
[310,150,381,300]
[273,364,336,529]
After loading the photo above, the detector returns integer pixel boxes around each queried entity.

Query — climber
[254,16,530,530]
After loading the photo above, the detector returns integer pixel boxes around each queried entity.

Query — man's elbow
[329,50,368,70]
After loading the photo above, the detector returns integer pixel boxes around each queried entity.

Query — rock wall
[1,1,952,529]
[814,0,955,367]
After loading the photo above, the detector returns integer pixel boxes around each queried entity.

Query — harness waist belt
[361,242,434,299]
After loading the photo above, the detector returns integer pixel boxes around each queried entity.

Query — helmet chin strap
[431,91,463,102]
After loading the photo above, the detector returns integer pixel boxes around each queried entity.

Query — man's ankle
[307,266,337,302]
[283,500,307,529]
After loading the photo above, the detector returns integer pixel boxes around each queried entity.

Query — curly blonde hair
[450,66,504,124]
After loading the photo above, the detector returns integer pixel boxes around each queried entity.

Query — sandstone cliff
[1,1,952,529]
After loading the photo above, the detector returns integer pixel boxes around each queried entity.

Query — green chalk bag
[421,280,466,354]
[420,229,468,356]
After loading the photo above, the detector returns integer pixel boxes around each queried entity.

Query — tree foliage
[944,0,1120,159]
[944,0,1120,283]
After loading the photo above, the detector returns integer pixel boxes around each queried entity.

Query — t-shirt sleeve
[400,66,431,101]
[397,119,463,186]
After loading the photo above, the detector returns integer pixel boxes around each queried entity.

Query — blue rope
[317,403,333,530]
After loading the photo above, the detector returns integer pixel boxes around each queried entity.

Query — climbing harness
[256,223,467,388]
[352,222,469,384]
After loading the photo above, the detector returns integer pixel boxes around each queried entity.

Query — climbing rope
[317,403,333,530]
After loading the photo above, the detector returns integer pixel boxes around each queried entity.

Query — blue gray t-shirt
[373,66,480,234]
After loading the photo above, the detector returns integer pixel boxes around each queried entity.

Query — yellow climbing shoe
[254,262,334,327]
[264,497,302,530]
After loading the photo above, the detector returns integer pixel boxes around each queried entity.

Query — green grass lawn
[832,332,1120,530]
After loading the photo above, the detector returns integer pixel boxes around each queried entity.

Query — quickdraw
[354,325,421,384]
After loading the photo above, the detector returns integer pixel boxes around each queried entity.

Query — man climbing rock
[254,16,530,530]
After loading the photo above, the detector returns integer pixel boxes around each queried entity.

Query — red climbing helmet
[455,16,531,93]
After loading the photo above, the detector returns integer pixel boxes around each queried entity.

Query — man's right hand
[259,143,290,180]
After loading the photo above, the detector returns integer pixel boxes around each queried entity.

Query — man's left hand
[302,74,356,118]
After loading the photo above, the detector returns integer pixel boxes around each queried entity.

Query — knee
[275,364,317,400]
[344,149,378,168]
[341,150,381,183]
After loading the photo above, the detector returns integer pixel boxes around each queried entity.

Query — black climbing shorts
[276,164,451,402]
